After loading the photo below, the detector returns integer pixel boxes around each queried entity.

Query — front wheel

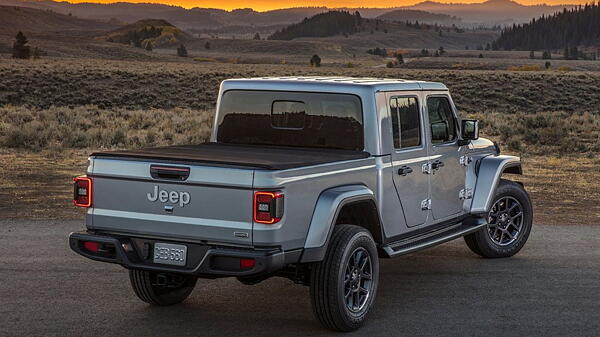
[129,269,197,306]
[464,179,533,258]
[310,225,379,332]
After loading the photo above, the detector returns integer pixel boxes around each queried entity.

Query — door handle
[397,166,413,176]
[431,160,444,170]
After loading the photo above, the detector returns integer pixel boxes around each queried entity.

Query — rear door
[88,158,255,246]
[425,94,467,220]
[387,93,431,228]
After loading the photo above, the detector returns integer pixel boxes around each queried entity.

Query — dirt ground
[0,149,597,225]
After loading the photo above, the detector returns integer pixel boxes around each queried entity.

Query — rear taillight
[253,191,284,224]
[73,176,93,207]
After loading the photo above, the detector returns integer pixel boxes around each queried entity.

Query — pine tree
[395,53,404,64]
[12,31,30,59]
[310,54,321,67]
[253,33,261,40]
[542,51,551,59]
[494,4,600,51]
[204,41,211,50]
[177,44,188,57]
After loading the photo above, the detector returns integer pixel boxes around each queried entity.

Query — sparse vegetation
[0,105,212,151]
[0,57,597,224]
[507,64,543,71]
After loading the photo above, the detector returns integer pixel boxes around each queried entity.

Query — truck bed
[91,143,370,170]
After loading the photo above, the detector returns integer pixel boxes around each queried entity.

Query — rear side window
[217,90,364,151]
[427,96,457,144]
[390,97,421,149]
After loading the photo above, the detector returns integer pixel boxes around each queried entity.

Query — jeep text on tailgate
[69,77,533,332]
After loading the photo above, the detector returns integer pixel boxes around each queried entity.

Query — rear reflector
[73,176,93,207]
[240,258,256,269]
[253,191,284,224]
[83,241,99,252]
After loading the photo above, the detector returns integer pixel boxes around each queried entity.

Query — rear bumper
[69,231,300,277]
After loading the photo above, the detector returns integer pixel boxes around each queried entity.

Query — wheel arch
[470,155,523,215]
[299,185,383,263]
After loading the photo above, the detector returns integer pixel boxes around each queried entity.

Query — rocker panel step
[381,221,487,258]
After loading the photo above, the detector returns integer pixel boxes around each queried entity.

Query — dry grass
[518,155,600,225]
[1,57,600,114]
[0,57,598,225]
[0,105,213,151]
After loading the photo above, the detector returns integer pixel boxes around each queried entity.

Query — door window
[427,96,457,144]
[390,97,421,149]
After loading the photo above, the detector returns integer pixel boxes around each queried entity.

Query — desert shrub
[0,105,213,151]
[470,111,600,155]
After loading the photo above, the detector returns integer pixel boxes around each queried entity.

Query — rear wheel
[310,225,379,332]
[464,179,533,258]
[129,269,197,306]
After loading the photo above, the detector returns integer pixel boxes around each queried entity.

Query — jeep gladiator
[69,77,533,331]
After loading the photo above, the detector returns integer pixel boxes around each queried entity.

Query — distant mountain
[0,5,118,35]
[495,4,600,52]
[403,0,576,25]
[3,0,578,29]
[103,19,190,47]
[377,9,461,25]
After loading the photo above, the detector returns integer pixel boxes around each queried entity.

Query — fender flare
[299,185,377,263]
[470,155,522,214]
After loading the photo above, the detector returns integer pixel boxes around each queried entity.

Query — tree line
[268,11,362,40]
[495,3,600,52]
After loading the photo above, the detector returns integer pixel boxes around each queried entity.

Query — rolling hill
[103,19,190,47]
[377,9,462,25]
[0,5,118,35]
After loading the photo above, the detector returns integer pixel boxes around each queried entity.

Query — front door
[388,94,431,227]
[425,94,467,220]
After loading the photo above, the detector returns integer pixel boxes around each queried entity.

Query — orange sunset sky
[60,0,582,11]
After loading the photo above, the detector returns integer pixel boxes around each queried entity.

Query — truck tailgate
[88,157,254,246]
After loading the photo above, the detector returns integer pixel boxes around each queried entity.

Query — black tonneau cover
[91,143,370,170]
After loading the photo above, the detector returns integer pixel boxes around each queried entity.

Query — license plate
[153,242,187,266]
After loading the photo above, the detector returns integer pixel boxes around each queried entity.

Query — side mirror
[458,119,479,145]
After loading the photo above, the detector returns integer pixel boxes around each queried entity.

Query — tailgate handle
[150,165,190,181]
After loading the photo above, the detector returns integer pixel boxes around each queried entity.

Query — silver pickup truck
[69,77,532,332]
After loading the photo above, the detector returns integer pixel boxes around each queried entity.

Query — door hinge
[459,188,473,200]
[421,199,432,210]
[422,163,433,175]
[459,155,472,166]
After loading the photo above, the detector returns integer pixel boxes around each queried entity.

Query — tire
[310,225,379,332]
[129,269,197,306]
[464,179,533,258]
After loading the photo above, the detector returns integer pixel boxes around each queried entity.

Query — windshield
[216,90,364,151]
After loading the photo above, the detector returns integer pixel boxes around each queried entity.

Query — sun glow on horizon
[56,0,584,12]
